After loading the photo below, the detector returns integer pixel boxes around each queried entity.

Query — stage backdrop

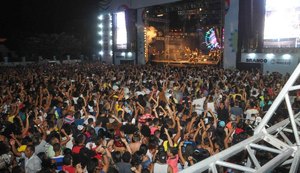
[223,0,239,69]
[241,53,300,74]
[99,0,181,64]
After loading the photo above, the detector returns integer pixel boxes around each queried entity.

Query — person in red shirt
[62,155,75,173]
[138,107,155,125]
[72,134,86,154]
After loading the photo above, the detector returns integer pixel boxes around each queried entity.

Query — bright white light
[98,40,103,45]
[264,0,300,48]
[98,15,103,20]
[266,53,275,59]
[109,14,112,20]
[282,54,291,59]
[110,31,112,36]
[115,11,127,49]
[110,23,112,28]
[110,40,113,45]
[98,24,103,28]
[248,53,256,59]
[99,51,104,55]
[98,31,103,35]
[157,14,164,17]
[110,51,113,56]
[121,52,126,56]
[127,52,132,57]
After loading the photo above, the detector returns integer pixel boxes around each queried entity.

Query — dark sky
[0,0,99,38]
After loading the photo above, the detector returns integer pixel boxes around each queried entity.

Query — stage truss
[181,63,300,173]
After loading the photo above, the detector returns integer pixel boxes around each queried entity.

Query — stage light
[110,40,112,45]
[98,40,103,45]
[121,52,126,56]
[110,31,112,36]
[98,31,103,35]
[157,14,164,17]
[99,51,104,55]
[282,54,291,59]
[248,53,256,59]
[98,24,103,28]
[110,51,113,56]
[127,52,132,57]
[266,53,275,59]
[98,15,103,20]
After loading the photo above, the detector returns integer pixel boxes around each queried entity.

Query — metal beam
[249,143,282,154]
[215,161,256,173]
[285,94,300,146]
[288,85,300,92]
[179,63,300,173]
[289,148,300,173]
[210,163,218,173]
[257,148,294,173]
[246,146,261,169]
[278,131,293,146]
[180,133,263,173]
[263,134,291,151]
[255,63,300,134]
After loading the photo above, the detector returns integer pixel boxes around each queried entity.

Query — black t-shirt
[217,108,229,123]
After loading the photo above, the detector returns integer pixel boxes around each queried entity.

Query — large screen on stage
[115,11,127,49]
[264,0,300,48]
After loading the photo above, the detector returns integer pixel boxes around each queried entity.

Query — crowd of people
[0,62,298,173]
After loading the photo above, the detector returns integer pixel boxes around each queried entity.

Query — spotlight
[98,31,103,35]
[110,40,112,45]
[266,53,275,59]
[98,15,103,20]
[98,40,103,45]
[282,54,291,59]
[248,53,256,59]
[98,24,103,28]
[99,51,104,55]
[127,52,132,57]
[110,51,113,56]
[121,52,126,56]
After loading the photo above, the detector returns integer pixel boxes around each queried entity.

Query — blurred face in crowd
[25,147,33,158]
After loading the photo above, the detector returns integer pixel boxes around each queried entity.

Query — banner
[223,0,239,68]
[241,53,299,74]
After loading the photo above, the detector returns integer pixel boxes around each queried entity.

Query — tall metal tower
[181,63,300,173]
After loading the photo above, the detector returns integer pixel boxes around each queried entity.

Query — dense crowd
[0,62,298,173]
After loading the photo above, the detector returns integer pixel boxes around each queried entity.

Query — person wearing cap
[152,151,173,173]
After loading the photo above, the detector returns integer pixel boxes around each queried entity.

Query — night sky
[0,0,99,50]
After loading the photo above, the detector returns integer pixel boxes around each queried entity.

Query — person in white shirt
[244,102,259,120]
[192,93,206,115]
[24,145,42,173]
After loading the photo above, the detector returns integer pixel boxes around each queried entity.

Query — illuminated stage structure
[181,63,300,172]
[143,1,224,65]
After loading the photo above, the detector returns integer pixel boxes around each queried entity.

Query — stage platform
[150,59,220,66]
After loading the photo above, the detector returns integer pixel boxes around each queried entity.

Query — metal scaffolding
[181,63,300,173]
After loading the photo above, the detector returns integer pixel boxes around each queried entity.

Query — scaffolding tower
[181,63,300,173]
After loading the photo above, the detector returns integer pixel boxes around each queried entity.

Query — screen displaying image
[115,11,127,49]
[264,0,300,48]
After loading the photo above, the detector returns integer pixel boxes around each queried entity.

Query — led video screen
[264,0,300,48]
[115,11,127,49]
